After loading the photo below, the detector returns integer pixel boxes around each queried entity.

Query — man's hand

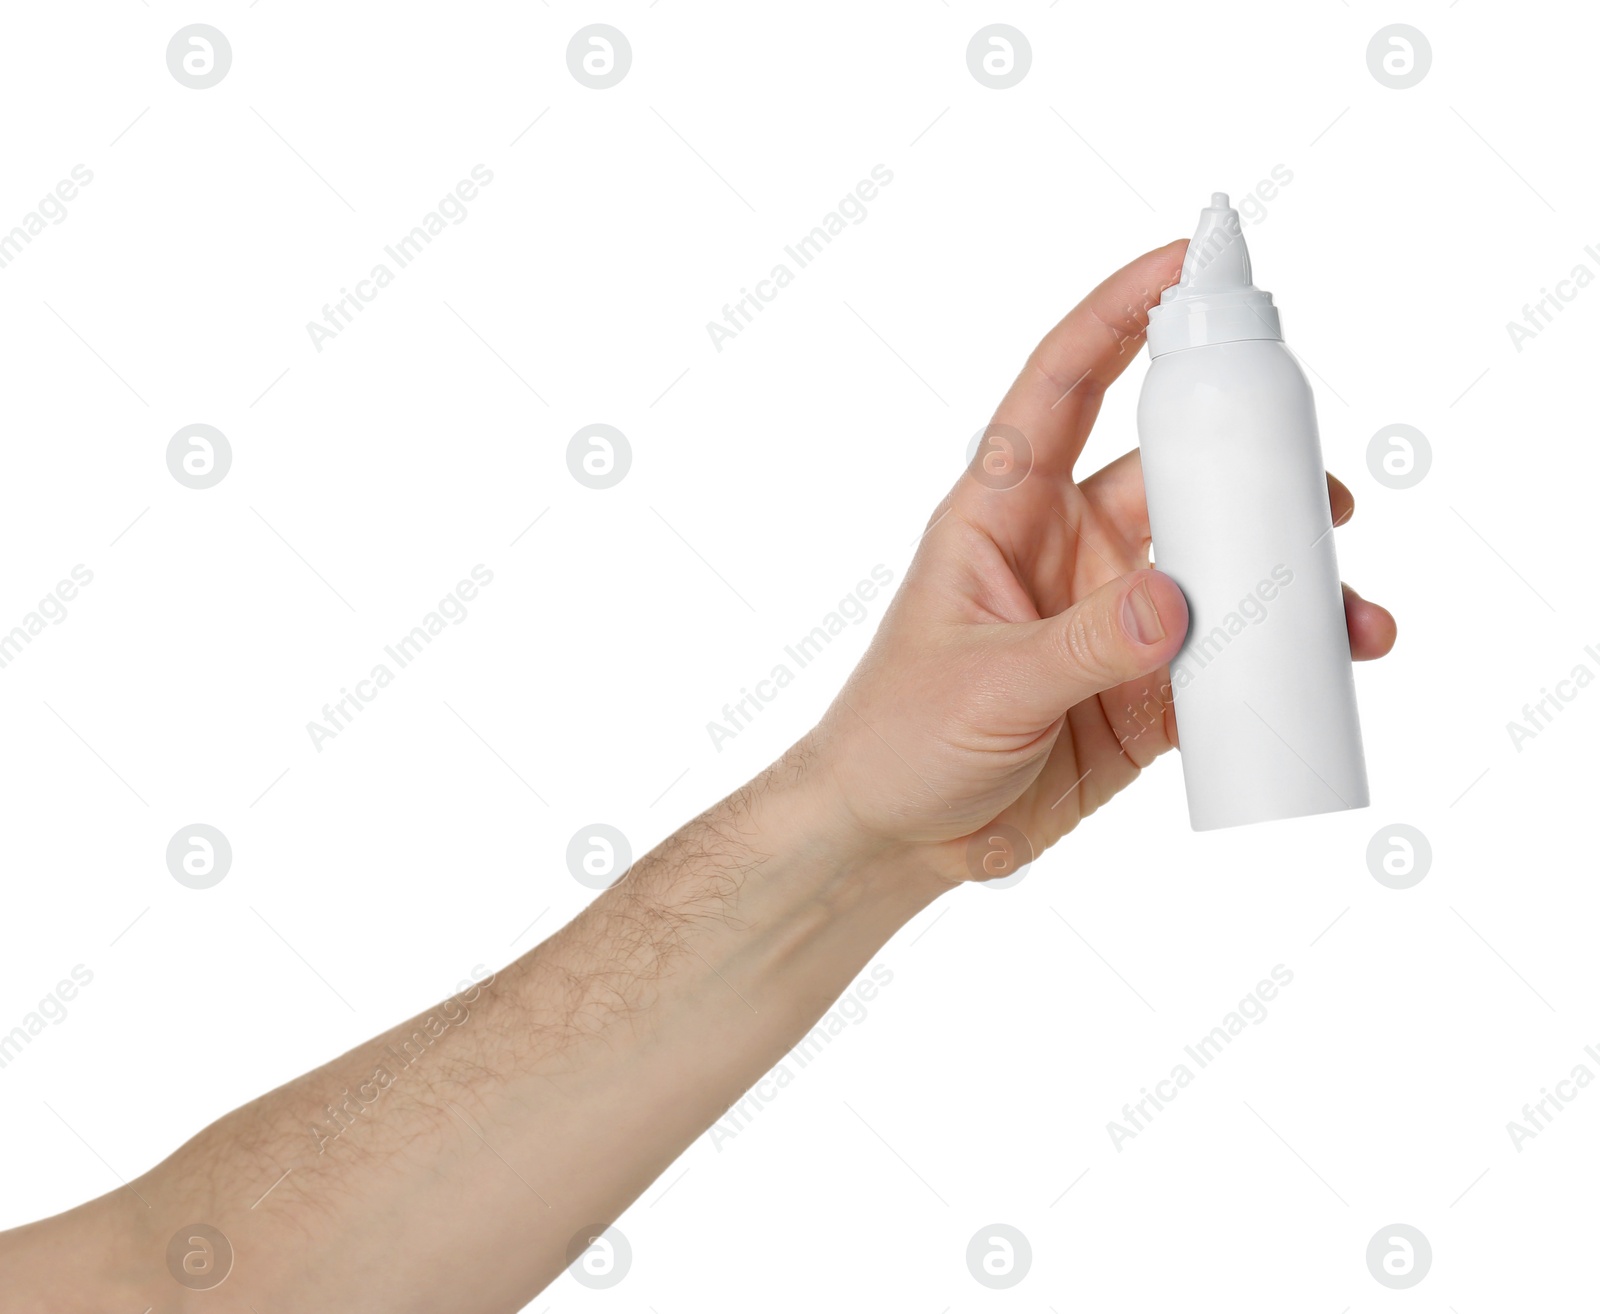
[0,244,1398,1312]
[806,241,1396,877]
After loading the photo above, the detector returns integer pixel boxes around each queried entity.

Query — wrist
[0,1189,158,1314]
[739,738,953,914]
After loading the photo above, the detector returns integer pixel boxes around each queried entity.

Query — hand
[803,242,1397,880]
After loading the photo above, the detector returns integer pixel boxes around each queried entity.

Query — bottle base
[1188,792,1370,833]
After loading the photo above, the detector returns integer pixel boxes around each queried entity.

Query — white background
[0,1,1594,1308]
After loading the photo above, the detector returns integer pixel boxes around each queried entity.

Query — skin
[0,242,1394,1311]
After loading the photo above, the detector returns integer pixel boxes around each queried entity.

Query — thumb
[1008,569,1189,724]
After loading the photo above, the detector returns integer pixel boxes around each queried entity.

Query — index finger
[988,240,1186,483]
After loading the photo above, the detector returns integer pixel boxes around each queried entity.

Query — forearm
[22,750,945,1312]
[1,241,1394,1312]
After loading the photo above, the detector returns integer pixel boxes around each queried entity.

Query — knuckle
[1057,605,1111,679]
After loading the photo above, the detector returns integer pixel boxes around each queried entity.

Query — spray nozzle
[1144,190,1281,357]
[1168,193,1252,298]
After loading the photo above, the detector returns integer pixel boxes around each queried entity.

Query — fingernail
[1122,581,1165,646]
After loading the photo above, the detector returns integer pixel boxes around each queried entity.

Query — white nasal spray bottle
[1137,193,1368,831]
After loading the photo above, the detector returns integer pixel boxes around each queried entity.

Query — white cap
[1145,193,1281,357]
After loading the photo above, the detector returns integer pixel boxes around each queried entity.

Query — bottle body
[1137,338,1368,831]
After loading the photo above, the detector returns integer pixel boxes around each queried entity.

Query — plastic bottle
[1137,193,1368,831]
